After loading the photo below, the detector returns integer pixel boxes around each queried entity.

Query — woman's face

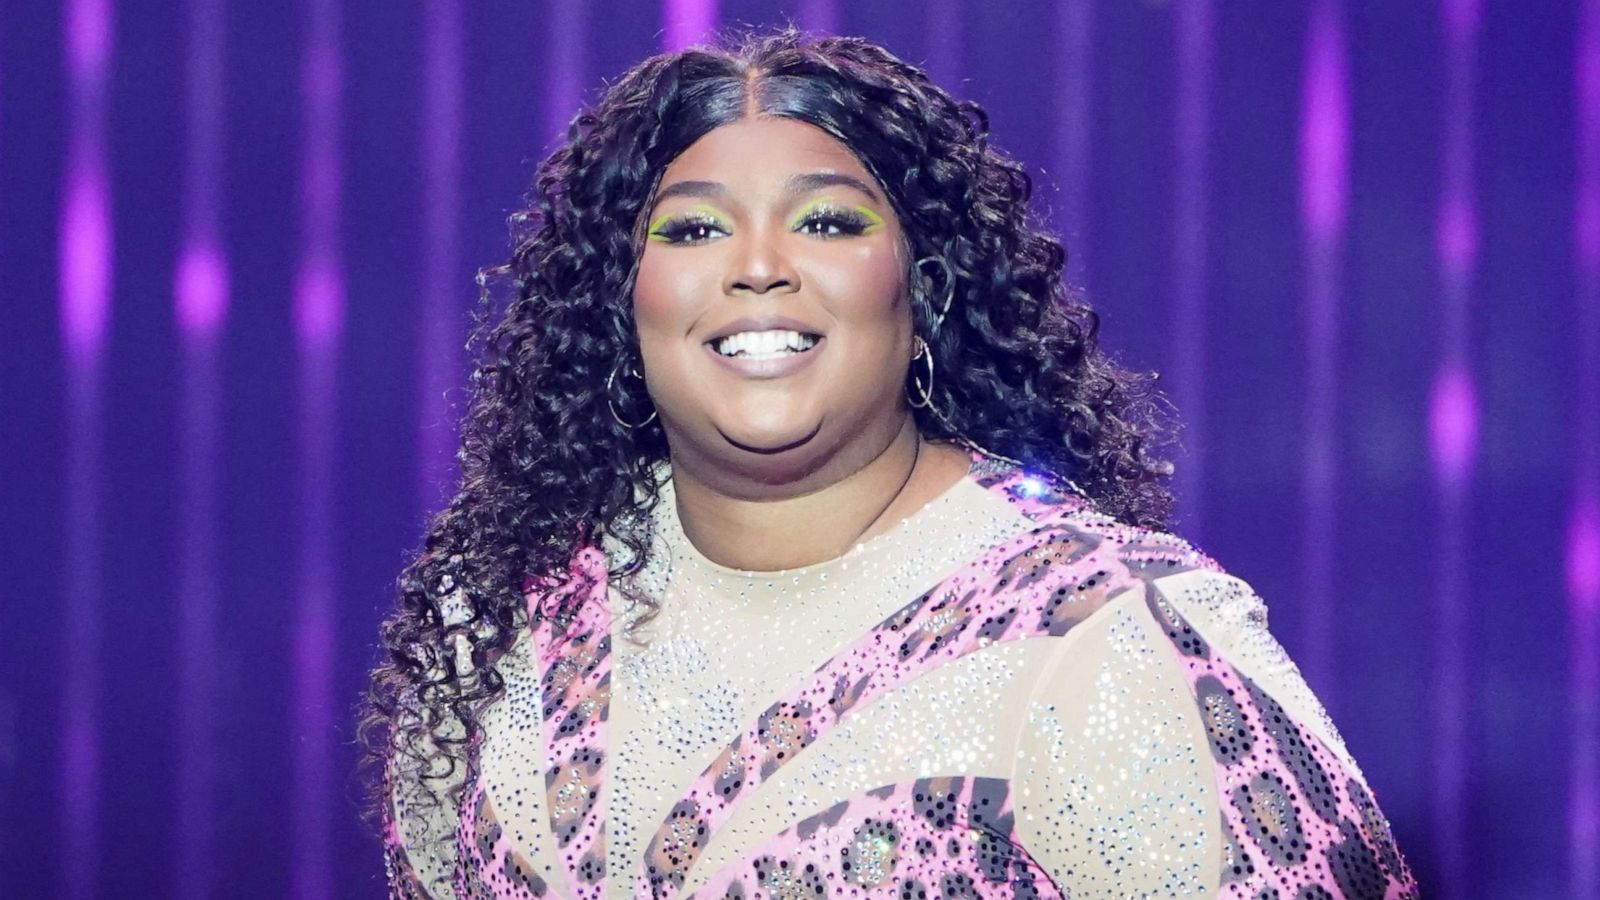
[632,115,913,474]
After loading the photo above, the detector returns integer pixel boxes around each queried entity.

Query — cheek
[632,247,724,337]
[631,249,726,409]
[804,241,906,321]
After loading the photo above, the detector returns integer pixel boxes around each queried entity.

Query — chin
[714,418,825,455]
[710,400,825,445]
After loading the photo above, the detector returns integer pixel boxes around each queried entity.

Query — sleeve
[380,587,481,899]
[382,731,456,898]
[1010,569,1417,897]
[1149,569,1365,780]
[383,716,467,898]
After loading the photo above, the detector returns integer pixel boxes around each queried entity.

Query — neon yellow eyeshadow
[851,205,886,230]
[787,199,885,233]
[647,203,727,242]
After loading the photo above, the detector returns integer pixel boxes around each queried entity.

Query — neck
[667,418,971,572]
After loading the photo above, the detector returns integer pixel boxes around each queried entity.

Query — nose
[723,226,799,296]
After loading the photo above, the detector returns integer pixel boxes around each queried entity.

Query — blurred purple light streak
[293,10,345,350]
[60,164,111,363]
[291,0,343,897]
[663,0,717,52]
[59,1,113,897]
[1300,4,1349,244]
[1053,0,1095,288]
[418,0,465,510]
[544,0,589,141]
[1426,363,1478,487]
[1427,0,1480,892]
[1170,0,1212,537]
[798,0,840,36]
[174,0,228,894]
[924,0,962,90]
[1574,500,1600,616]
[1297,0,1348,701]
[1436,193,1479,280]
[65,0,111,84]
[1572,1,1600,894]
[1444,0,1482,43]
[175,243,228,338]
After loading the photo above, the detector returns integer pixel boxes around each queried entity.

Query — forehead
[658,116,877,190]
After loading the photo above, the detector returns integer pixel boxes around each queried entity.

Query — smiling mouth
[706,329,823,359]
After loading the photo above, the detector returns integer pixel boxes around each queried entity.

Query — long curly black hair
[358,25,1180,838]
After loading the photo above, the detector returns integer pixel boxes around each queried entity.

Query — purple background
[2,0,1594,897]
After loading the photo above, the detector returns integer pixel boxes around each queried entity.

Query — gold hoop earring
[606,362,657,429]
[908,335,935,409]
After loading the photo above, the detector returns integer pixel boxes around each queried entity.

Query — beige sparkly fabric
[388,457,1384,897]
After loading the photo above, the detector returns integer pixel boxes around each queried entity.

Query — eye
[649,213,729,245]
[796,206,875,238]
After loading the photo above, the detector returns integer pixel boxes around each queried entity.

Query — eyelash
[650,207,875,245]
[650,214,726,245]
[797,206,876,238]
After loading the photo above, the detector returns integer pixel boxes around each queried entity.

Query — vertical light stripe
[174,0,228,895]
[924,0,962,90]
[1429,1,1480,892]
[1054,0,1094,289]
[59,1,112,897]
[797,0,840,36]
[61,0,113,364]
[1297,0,1349,701]
[1571,2,1600,895]
[1170,0,1213,536]
[544,0,589,143]
[292,0,343,896]
[418,0,464,511]
[662,0,717,52]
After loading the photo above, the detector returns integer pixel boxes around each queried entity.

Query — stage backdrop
[1,1,1592,897]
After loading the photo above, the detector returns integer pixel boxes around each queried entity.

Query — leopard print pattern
[386,450,1418,898]
[690,776,1061,899]
[631,459,1198,895]
[530,544,613,899]
[455,771,551,898]
[1147,588,1418,897]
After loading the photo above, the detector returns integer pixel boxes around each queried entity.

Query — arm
[1010,570,1417,896]
[380,588,481,899]
[382,738,455,898]
[1150,569,1367,781]
[1146,568,1417,895]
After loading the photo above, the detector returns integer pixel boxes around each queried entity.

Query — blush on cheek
[631,254,672,322]
[633,245,728,317]
[811,242,907,322]
[630,250,726,414]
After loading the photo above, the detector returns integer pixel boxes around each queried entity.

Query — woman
[362,27,1417,899]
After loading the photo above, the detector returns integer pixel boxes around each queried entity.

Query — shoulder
[962,456,1320,727]
[977,469,1375,786]
[964,461,1292,703]
[965,451,1228,588]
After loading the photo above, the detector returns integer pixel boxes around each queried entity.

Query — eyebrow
[652,171,882,208]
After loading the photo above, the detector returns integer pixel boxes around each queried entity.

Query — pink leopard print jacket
[382,451,1418,898]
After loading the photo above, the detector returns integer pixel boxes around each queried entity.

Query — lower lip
[703,337,827,379]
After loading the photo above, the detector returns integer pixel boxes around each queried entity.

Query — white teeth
[712,329,819,358]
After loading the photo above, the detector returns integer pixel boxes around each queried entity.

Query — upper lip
[703,315,827,344]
